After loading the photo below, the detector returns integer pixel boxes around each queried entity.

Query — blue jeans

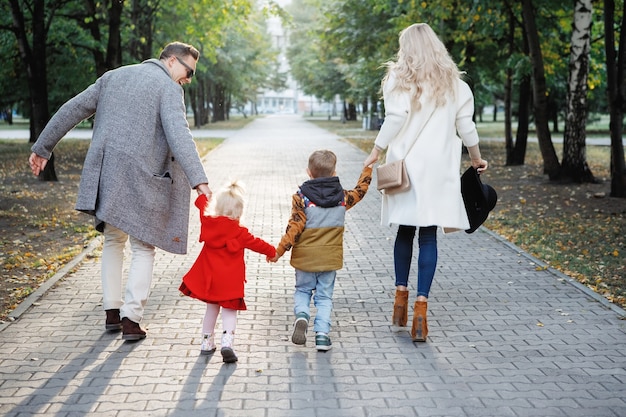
[393,225,438,298]
[293,269,336,334]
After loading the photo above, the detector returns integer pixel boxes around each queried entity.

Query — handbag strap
[395,104,436,160]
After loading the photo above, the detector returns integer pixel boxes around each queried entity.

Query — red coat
[179,194,276,306]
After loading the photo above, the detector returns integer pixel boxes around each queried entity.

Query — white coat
[374,73,480,232]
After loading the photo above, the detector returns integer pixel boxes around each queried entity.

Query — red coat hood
[199,216,247,252]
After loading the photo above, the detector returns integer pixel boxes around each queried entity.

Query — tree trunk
[189,79,210,127]
[347,102,357,121]
[9,0,57,180]
[509,23,531,167]
[105,0,123,70]
[212,84,226,122]
[549,98,559,133]
[4,109,13,125]
[605,0,626,197]
[39,152,58,181]
[129,0,155,62]
[511,75,531,165]
[562,0,595,183]
[80,1,123,76]
[10,0,49,141]
[504,7,514,165]
[200,79,210,126]
[188,83,198,127]
[84,0,108,77]
[521,0,561,179]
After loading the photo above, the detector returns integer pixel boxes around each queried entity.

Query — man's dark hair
[159,42,200,61]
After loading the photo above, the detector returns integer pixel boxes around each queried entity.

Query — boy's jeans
[294,269,336,334]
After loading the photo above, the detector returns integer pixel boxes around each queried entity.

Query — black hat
[461,166,497,234]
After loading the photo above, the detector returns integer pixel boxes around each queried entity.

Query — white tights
[202,303,237,335]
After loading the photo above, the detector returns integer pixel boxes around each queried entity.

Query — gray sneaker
[315,333,332,351]
[291,312,309,345]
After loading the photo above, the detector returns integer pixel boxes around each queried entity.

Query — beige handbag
[376,159,410,194]
[376,107,435,195]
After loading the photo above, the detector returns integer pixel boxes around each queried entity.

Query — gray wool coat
[31,59,209,254]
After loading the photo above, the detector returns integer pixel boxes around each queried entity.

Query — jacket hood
[201,216,244,252]
[299,177,344,208]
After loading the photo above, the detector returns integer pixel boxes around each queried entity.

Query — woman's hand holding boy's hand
[363,147,381,168]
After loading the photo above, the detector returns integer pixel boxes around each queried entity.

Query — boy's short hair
[308,150,337,178]
[214,180,245,220]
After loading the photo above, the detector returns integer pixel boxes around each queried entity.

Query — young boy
[270,150,372,351]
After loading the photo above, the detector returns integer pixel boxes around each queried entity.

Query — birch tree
[562,0,595,183]
[604,0,626,197]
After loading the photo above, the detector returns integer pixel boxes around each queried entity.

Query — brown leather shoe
[121,317,146,341]
[105,309,122,332]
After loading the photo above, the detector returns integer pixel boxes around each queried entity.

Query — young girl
[179,181,276,363]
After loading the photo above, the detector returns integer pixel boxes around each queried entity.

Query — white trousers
[101,224,155,323]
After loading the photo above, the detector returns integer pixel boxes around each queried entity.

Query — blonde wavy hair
[213,180,246,220]
[383,23,463,109]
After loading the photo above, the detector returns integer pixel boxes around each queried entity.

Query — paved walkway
[1,115,625,417]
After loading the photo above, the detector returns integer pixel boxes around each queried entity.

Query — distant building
[255,11,297,114]
[254,0,340,116]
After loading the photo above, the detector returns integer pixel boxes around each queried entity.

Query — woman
[363,23,488,342]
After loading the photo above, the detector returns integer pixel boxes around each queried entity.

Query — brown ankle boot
[105,309,122,332]
[392,290,409,327]
[121,317,146,341]
[411,301,428,342]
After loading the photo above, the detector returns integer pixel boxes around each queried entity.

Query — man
[29,42,212,341]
